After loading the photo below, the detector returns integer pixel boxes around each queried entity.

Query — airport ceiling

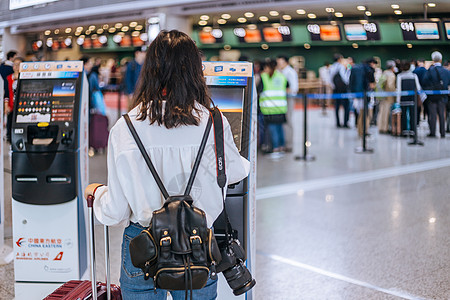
[177,0,449,18]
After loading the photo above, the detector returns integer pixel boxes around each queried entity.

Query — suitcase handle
[86,193,111,300]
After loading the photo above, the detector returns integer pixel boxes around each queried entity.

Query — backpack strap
[123,114,170,199]
[184,115,213,196]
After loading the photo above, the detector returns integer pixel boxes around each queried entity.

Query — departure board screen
[344,23,381,41]
[444,22,450,40]
[234,28,263,43]
[308,24,341,41]
[17,79,77,123]
[262,26,292,42]
[199,29,224,44]
[209,87,244,151]
[400,21,440,40]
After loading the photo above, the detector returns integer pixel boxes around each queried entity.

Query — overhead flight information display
[444,22,450,40]
[307,24,341,41]
[344,23,381,41]
[400,21,441,40]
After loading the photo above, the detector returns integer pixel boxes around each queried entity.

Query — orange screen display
[320,25,341,41]
[244,29,262,43]
[262,27,283,42]
[199,31,216,44]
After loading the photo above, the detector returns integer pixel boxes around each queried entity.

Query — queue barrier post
[355,91,374,154]
[408,89,424,146]
[295,92,316,161]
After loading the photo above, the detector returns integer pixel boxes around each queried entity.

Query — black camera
[216,239,256,296]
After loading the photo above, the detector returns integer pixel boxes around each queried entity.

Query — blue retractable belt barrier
[297,89,450,100]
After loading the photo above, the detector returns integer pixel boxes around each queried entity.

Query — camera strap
[210,108,234,239]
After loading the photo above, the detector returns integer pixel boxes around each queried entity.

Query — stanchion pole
[355,91,374,153]
[408,89,424,146]
[295,92,316,161]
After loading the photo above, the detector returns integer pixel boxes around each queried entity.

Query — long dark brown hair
[132,30,212,128]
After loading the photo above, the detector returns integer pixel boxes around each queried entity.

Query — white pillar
[2,27,27,58]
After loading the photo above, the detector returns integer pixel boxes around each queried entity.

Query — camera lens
[222,261,256,296]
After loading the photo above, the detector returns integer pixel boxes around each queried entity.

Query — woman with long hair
[84,30,250,299]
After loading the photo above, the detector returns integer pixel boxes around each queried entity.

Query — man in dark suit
[423,51,450,138]
[413,58,428,122]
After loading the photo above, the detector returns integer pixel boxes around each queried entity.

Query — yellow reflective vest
[259,71,288,115]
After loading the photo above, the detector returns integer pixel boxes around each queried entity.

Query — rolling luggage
[44,195,122,300]
[89,113,109,151]
[391,111,401,136]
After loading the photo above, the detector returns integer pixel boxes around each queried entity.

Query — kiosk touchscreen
[11,61,89,299]
[203,61,257,299]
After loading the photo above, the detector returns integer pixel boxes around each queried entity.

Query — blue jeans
[267,123,285,149]
[120,222,218,300]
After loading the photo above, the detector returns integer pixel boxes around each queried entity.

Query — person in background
[349,58,377,137]
[396,60,424,137]
[0,51,17,104]
[258,59,289,159]
[377,60,397,134]
[319,61,331,115]
[277,55,298,152]
[329,54,350,128]
[125,46,147,110]
[423,51,450,138]
[5,56,24,143]
[413,58,428,122]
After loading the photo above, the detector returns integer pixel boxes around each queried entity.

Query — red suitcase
[44,195,122,299]
[89,113,109,151]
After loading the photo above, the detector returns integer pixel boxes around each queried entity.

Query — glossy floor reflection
[1,107,450,299]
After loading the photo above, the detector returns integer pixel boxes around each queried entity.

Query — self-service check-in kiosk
[203,62,257,300]
[11,61,89,299]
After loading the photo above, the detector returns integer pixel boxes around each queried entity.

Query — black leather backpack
[123,110,222,297]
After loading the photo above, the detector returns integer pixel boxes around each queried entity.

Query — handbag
[123,111,222,298]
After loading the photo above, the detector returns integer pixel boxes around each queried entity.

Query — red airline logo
[16,238,26,247]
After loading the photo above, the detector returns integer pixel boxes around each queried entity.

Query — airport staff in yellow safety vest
[257,59,289,158]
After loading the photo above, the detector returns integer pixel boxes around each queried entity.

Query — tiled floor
[1,107,450,299]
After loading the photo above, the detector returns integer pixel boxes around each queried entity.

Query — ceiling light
[129,21,138,27]
[427,3,436,7]
[335,12,344,17]
[132,31,140,37]
[357,5,366,11]
[135,25,143,31]
[304,43,311,49]
[75,31,81,36]
[97,29,104,34]
[272,23,281,28]
[244,12,254,18]
[88,25,95,31]
[407,43,413,48]
[108,27,116,33]
[121,26,129,32]
[76,26,83,31]
[296,9,306,15]
[203,26,212,32]
[198,20,208,26]
[118,32,125,37]
[429,217,436,223]
[102,24,109,29]
[282,14,292,20]
[325,7,335,13]
[352,43,359,48]
[365,11,372,16]
[200,15,210,21]
[85,30,91,35]
[259,16,269,21]
[115,23,123,28]
[237,17,247,23]
[394,10,402,15]
[217,19,227,24]
[221,13,231,19]
[91,34,98,39]
[359,19,368,24]
[65,28,71,33]
[261,44,269,50]
[307,13,317,19]
[224,45,231,50]
[246,24,256,30]
[330,21,337,25]
[44,30,51,35]
[54,29,60,34]
[391,4,400,9]
[269,11,279,16]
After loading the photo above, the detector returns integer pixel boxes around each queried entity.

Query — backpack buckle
[190,235,202,244]
[160,236,172,246]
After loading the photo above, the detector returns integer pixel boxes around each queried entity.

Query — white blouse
[93,103,250,228]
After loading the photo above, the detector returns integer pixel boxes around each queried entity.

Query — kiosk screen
[210,87,245,151]
[17,79,77,123]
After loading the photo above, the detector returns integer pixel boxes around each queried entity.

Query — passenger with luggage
[330,54,350,128]
[377,60,397,134]
[84,30,250,299]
